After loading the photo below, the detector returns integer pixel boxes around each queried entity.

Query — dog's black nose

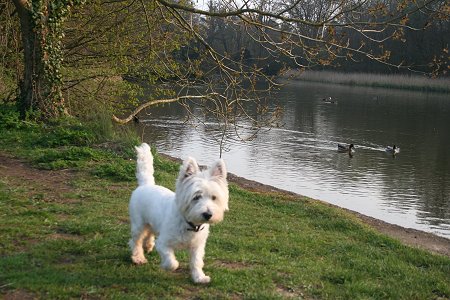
[202,212,212,220]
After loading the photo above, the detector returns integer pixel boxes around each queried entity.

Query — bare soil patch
[0,153,76,203]
[214,260,253,270]
[2,289,35,300]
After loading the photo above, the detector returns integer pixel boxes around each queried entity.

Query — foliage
[0,104,22,129]
[61,0,195,119]
[0,122,449,298]
[92,160,136,181]
[0,1,21,101]
[0,105,138,167]
[10,0,87,119]
[32,147,103,169]
[30,0,82,108]
[36,125,95,147]
[1,0,196,120]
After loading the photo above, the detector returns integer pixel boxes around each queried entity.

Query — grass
[282,70,450,93]
[0,107,449,299]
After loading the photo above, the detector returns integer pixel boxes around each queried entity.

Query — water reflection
[139,81,450,238]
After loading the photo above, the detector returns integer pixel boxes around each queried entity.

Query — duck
[323,96,338,104]
[338,143,355,154]
[385,145,400,154]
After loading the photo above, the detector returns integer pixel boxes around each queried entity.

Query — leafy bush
[32,147,105,170]
[35,125,96,147]
[0,104,21,129]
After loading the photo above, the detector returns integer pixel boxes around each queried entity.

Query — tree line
[201,0,449,75]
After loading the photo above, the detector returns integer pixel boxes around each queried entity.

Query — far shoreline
[160,153,450,258]
[280,70,450,94]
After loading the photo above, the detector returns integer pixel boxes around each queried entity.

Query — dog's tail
[135,143,155,186]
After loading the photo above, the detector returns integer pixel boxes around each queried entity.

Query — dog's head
[175,157,229,226]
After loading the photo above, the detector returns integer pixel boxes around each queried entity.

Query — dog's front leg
[190,243,210,284]
[156,242,179,271]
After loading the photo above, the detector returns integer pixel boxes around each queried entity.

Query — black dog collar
[186,221,204,232]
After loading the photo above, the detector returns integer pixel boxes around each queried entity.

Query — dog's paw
[144,244,154,253]
[161,259,179,271]
[131,255,148,265]
[144,237,155,253]
[193,275,211,284]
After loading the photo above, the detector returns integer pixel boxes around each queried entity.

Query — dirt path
[2,152,449,258]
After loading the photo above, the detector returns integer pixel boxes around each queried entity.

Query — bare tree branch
[112,94,220,124]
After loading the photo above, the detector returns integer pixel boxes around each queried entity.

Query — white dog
[128,143,229,283]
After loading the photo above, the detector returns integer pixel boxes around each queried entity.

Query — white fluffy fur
[128,143,229,283]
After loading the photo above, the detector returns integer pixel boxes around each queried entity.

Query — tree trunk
[12,0,67,119]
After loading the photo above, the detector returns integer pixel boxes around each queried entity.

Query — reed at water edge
[282,70,450,93]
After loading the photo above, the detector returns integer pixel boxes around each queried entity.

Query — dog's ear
[210,159,227,180]
[180,157,200,179]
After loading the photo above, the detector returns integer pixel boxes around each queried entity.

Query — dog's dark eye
[212,195,217,201]
[193,195,201,201]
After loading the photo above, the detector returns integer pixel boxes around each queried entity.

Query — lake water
[139,81,450,238]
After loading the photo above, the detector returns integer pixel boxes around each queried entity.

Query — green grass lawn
[0,112,449,299]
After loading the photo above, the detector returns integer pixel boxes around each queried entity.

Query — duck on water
[338,143,355,156]
[385,145,400,154]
